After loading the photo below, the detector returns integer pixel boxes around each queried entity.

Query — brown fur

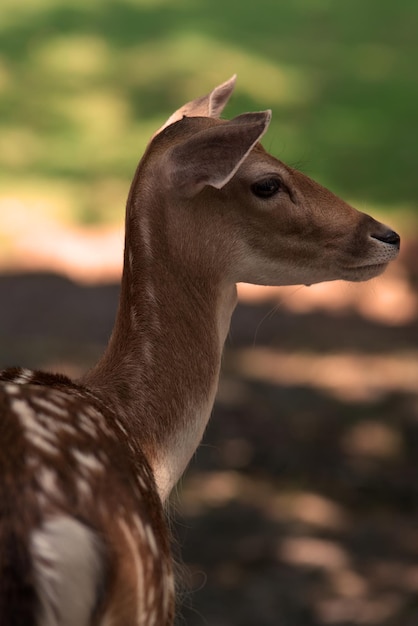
[0,76,399,625]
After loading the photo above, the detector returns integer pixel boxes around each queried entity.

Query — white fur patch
[72,450,103,474]
[144,524,158,558]
[37,467,58,498]
[4,382,20,395]
[31,517,103,626]
[77,412,98,438]
[32,396,70,418]
[12,398,58,456]
[13,368,34,384]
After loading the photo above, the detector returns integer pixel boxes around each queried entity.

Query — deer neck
[82,193,237,502]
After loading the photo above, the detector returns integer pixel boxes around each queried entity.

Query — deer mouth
[342,262,389,281]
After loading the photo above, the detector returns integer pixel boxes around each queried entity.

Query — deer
[0,75,400,626]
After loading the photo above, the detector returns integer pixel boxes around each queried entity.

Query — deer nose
[371,228,400,249]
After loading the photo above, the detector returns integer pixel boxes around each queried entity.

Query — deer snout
[368,221,400,265]
[370,226,400,250]
[340,215,400,282]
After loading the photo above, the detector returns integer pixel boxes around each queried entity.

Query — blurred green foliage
[0,0,417,224]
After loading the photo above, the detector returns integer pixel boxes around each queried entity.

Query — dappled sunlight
[0,1,417,623]
[280,536,349,572]
[0,175,127,230]
[357,268,417,325]
[232,348,418,402]
[316,594,404,625]
[1,212,414,323]
[0,0,416,216]
[0,126,42,169]
[342,420,403,460]
[0,183,77,227]
[267,492,348,531]
[34,34,112,80]
[0,0,92,20]
[52,89,130,145]
[0,213,124,282]
[177,462,418,624]
[180,471,244,515]
[0,58,11,91]
[180,475,351,535]
[238,255,418,326]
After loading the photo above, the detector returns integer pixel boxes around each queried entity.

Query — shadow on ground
[0,271,417,625]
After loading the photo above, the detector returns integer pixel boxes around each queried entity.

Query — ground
[0,236,417,626]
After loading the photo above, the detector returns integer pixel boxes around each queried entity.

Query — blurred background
[1,0,418,624]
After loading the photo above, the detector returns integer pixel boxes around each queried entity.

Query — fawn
[0,76,400,626]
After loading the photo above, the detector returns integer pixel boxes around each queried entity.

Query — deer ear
[154,75,237,137]
[165,111,272,196]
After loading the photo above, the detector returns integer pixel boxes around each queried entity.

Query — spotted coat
[0,367,174,626]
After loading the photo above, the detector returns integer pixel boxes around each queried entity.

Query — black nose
[372,228,400,249]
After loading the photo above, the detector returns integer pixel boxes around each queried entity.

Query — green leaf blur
[0,0,416,225]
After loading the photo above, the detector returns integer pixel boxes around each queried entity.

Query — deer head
[136,76,400,293]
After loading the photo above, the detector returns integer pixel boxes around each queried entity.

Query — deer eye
[251,177,282,198]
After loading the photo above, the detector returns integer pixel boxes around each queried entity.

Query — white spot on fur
[38,467,58,498]
[145,524,158,558]
[76,477,92,499]
[132,514,146,541]
[72,450,103,474]
[4,382,20,395]
[136,474,148,491]
[32,395,70,418]
[12,398,58,456]
[13,368,34,384]
[115,419,128,437]
[83,405,113,436]
[78,413,97,437]
[54,421,77,436]
[46,392,69,408]
[31,516,102,626]
[35,412,74,438]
